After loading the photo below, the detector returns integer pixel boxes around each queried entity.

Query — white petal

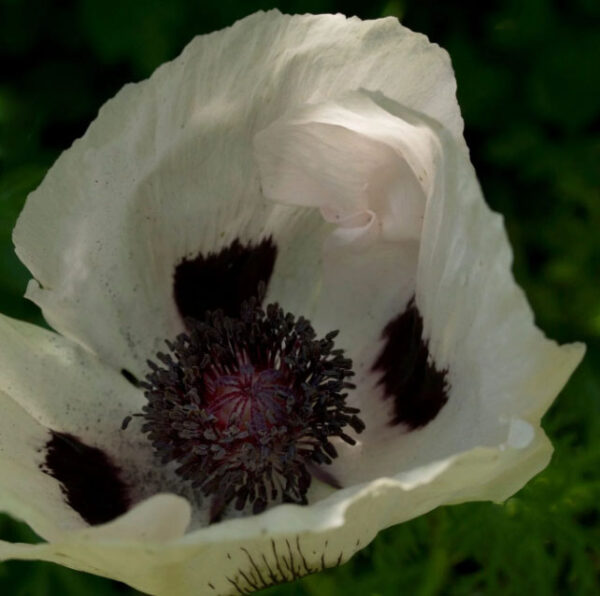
[0,425,549,596]
[0,389,84,539]
[410,100,585,432]
[0,392,190,543]
[0,314,167,511]
[254,89,583,496]
[254,91,440,241]
[416,134,586,423]
[0,314,142,443]
[14,11,460,376]
[254,92,434,441]
[69,494,191,542]
[253,93,430,466]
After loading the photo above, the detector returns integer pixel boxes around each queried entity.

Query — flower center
[140,297,365,522]
[204,364,293,430]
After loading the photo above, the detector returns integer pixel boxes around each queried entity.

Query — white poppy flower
[0,10,584,596]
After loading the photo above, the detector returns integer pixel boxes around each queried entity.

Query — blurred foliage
[0,0,598,594]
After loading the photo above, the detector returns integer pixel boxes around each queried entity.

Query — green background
[1,0,598,594]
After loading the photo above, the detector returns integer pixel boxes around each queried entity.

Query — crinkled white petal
[0,425,550,596]
[253,89,584,489]
[14,10,461,377]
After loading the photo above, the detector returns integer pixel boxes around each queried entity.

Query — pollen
[140,295,365,522]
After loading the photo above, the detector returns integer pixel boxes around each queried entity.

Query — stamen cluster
[141,298,364,522]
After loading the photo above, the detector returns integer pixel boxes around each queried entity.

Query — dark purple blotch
[373,297,449,429]
[42,431,130,525]
[173,237,277,322]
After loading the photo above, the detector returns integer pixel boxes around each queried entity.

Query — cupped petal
[14,11,461,377]
[253,89,583,495]
[0,424,549,596]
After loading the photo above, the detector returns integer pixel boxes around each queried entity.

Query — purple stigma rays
[140,296,365,522]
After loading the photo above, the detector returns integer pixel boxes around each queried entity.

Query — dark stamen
[140,296,364,522]
[372,297,449,429]
[121,368,140,387]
